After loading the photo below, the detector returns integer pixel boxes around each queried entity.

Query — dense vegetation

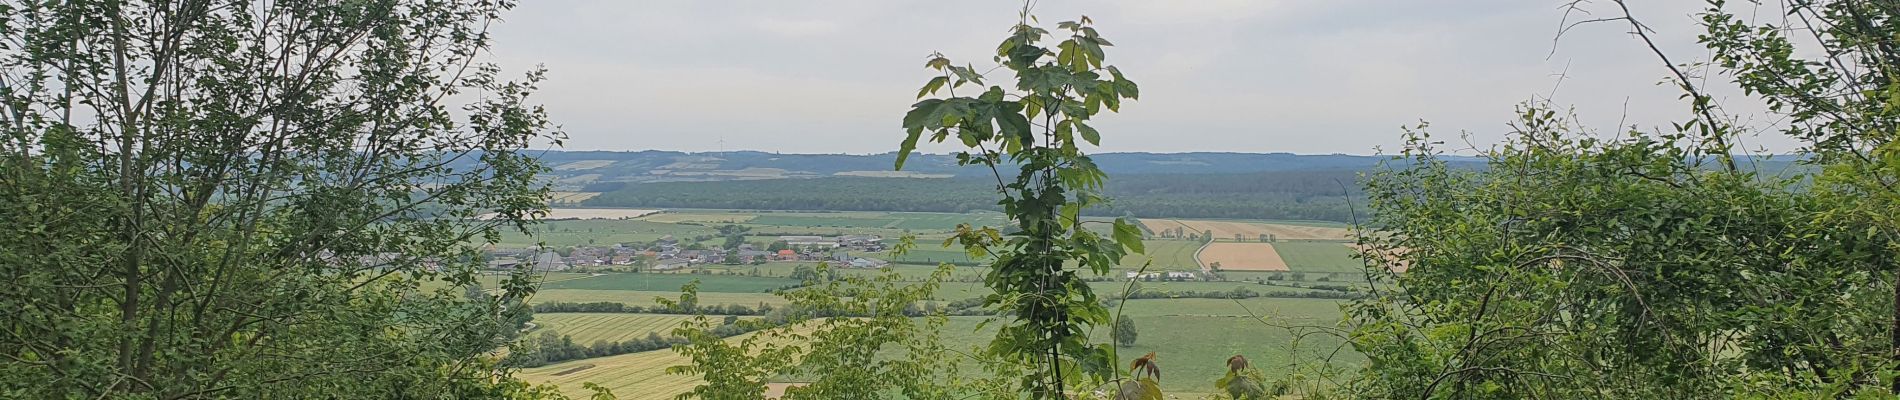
[584,171,1361,222]
[0,0,563,398]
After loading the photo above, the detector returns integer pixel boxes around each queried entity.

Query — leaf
[1077,121,1101,145]
[1114,218,1144,254]
[997,109,1032,143]
[901,99,945,131]
[917,76,947,99]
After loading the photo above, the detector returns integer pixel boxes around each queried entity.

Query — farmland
[531,313,700,343]
[1141,218,1353,241]
[548,192,603,205]
[500,208,1366,397]
[1275,241,1364,273]
[1200,242,1289,271]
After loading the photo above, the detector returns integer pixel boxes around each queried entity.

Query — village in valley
[483,233,891,272]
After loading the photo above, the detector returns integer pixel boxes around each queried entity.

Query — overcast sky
[487,1,1798,155]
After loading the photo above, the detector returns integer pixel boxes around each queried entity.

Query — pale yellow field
[638,212,758,224]
[548,192,601,204]
[1141,218,1352,241]
[1199,242,1289,271]
[518,325,815,399]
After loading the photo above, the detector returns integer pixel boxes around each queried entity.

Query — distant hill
[503,150,1453,189]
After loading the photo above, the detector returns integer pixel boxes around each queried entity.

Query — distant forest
[582,171,1365,222]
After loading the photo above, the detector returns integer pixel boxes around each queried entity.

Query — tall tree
[898,6,1146,398]
[0,0,560,398]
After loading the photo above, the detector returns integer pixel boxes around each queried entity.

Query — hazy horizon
[490,0,1801,156]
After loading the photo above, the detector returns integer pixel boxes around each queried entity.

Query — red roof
[777,249,796,255]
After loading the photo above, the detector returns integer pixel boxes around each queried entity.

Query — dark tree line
[583,171,1366,222]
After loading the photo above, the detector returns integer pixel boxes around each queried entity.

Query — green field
[499,209,1367,398]
[539,273,800,293]
[498,219,721,247]
[1273,241,1364,273]
[531,313,700,344]
[1118,239,1204,271]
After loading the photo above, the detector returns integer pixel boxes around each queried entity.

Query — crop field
[1118,239,1203,271]
[531,313,700,343]
[1274,241,1364,273]
[519,324,818,399]
[496,219,720,247]
[637,211,758,224]
[1141,218,1353,241]
[539,273,799,293]
[530,289,788,307]
[548,192,602,204]
[540,208,661,220]
[744,211,1002,232]
[928,297,1354,393]
[1200,242,1289,271]
[553,160,616,170]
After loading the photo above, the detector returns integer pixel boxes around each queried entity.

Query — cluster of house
[1124,271,1200,281]
[483,234,890,271]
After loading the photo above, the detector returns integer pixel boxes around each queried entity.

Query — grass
[539,273,801,293]
[930,297,1355,393]
[531,313,701,344]
[1273,241,1364,273]
[1118,239,1205,271]
[497,219,719,247]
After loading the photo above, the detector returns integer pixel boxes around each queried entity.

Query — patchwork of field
[745,211,1002,231]
[637,211,758,224]
[553,160,617,170]
[1199,242,1289,271]
[486,209,1371,398]
[548,192,602,204]
[540,208,662,220]
[1141,218,1353,241]
[497,219,721,247]
[531,313,699,344]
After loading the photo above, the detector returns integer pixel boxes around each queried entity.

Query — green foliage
[899,8,1145,398]
[1114,317,1139,348]
[1344,105,1891,398]
[0,0,563,398]
[666,264,998,399]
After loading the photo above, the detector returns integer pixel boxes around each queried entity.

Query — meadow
[1274,241,1364,273]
